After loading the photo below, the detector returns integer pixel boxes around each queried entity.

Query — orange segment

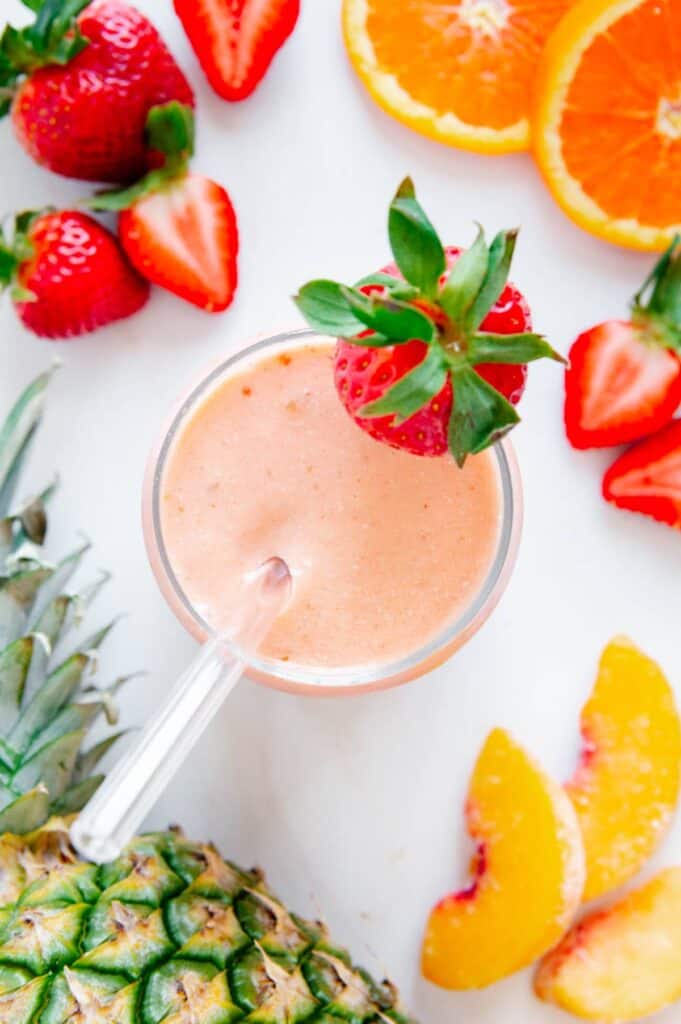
[421,728,585,989]
[342,0,572,153]
[567,638,681,903]
[536,868,681,1022]
[533,0,681,249]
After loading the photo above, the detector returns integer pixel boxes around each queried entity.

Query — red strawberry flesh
[565,321,681,449]
[603,420,681,529]
[119,173,239,312]
[174,0,300,101]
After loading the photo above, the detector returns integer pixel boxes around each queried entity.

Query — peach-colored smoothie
[160,341,501,668]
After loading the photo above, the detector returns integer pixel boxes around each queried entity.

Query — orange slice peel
[533,0,681,250]
[343,0,571,154]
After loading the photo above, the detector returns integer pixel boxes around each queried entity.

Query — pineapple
[0,374,414,1024]
[0,369,129,834]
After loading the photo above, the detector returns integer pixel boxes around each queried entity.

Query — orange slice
[342,0,572,154]
[533,0,681,250]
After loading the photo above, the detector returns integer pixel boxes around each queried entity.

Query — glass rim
[143,328,523,695]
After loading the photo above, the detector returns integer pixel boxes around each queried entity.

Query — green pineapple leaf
[0,373,136,832]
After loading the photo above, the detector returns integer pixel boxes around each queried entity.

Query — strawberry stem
[632,236,681,349]
[87,103,195,213]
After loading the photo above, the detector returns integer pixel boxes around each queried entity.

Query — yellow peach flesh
[567,637,681,902]
[535,867,681,1022]
[422,728,585,989]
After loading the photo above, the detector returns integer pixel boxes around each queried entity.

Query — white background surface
[2,2,681,1020]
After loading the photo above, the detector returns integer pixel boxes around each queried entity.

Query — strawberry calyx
[0,0,90,116]
[295,177,564,466]
[87,102,195,212]
[631,235,681,350]
[0,210,45,301]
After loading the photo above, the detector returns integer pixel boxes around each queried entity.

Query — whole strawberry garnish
[565,239,681,450]
[0,210,149,339]
[295,179,562,464]
[91,103,238,312]
[1,0,194,183]
[174,0,299,101]
[336,248,532,454]
[603,419,681,530]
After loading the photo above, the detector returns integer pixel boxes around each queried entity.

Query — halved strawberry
[295,178,563,464]
[119,174,237,313]
[603,420,681,529]
[92,103,238,312]
[174,0,300,101]
[565,242,681,449]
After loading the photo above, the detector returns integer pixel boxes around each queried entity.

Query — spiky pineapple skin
[0,820,412,1023]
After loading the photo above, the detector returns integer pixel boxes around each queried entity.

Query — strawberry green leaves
[294,280,435,344]
[631,235,681,349]
[146,101,195,162]
[0,212,41,299]
[360,346,448,422]
[88,103,195,213]
[0,0,89,112]
[294,281,367,338]
[296,178,564,465]
[468,229,518,331]
[439,227,489,325]
[469,332,564,365]
[342,288,436,343]
[388,178,445,298]
[449,368,519,468]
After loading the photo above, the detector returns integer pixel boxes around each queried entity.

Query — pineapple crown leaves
[88,102,195,213]
[295,177,564,466]
[631,234,681,349]
[0,371,136,835]
[0,0,90,116]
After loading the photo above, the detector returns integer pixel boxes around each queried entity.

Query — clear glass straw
[71,557,292,863]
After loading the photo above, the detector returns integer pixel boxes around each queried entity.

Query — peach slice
[535,867,681,1021]
[567,637,681,903]
[421,728,585,989]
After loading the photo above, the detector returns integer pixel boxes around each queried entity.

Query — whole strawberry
[1,0,194,183]
[296,179,563,464]
[0,210,149,339]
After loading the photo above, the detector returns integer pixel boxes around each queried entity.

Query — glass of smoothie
[144,176,565,697]
[142,328,522,696]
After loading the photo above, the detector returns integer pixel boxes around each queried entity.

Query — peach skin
[422,728,585,989]
[535,867,681,1021]
[567,637,681,903]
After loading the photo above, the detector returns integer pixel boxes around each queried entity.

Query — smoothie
[159,339,502,669]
